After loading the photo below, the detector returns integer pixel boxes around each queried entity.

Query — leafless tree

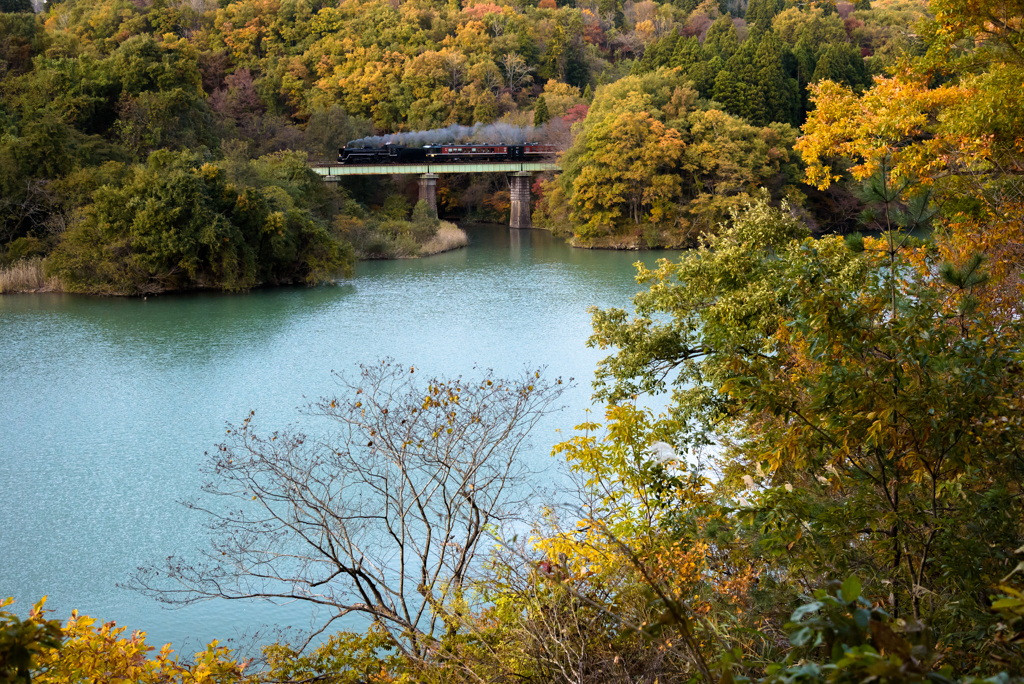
[500,53,534,93]
[173,0,217,39]
[444,53,468,91]
[488,11,515,37]
[129,360,568,660]
[611,30,645,59]
[0,179,55,244]
[478,62,506,94]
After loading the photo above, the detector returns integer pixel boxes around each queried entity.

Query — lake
[0,225,678,653]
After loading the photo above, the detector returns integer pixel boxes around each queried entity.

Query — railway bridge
[310,161,560,229]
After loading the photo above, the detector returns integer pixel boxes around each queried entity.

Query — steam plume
[347,122,556,148]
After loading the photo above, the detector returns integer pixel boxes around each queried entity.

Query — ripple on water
[0,225,680,652]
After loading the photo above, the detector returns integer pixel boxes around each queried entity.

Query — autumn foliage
[4,0,1024,680]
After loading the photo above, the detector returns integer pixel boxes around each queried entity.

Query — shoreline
[0,223,471,296]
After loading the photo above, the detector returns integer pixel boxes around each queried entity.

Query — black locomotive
[337,142,558,164]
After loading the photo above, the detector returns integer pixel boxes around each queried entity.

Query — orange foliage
[797,69,1024,320]
[461,2,505,21]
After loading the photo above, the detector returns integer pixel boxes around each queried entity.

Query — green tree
[702,15,740,62]
[560,69,799,242]
[670,35,702,71]
[712,69,751,119]
[632,33,679,75]
[792,34,818,103]
[473,89,498,123]
[722,38,760,121]
[0,598,63,684]
[587,198,1024,658]
[0,13,47,75]
[686,57,722,99]
[812,43,870,89]
[301,105,374,160]
[533,95,550,125]
[47,150,352,294]
[772,7,847,47]
[746,0,784,34]
[753,30,796,125]
[411,199,439,230]
[0,0,32,13]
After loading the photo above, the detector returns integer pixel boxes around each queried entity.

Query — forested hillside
[1,0,927,293]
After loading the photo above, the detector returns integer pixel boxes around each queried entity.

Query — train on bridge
[338,143,558,165]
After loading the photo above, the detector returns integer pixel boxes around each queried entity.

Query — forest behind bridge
[3,0,932,293]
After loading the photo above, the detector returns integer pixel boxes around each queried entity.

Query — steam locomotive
[337,143,558,164]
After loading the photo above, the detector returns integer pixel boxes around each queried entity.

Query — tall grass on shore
[0,258,60,293]
[420,222,469,256]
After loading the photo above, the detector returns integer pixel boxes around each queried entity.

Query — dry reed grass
[0,258,61,293]
[420,222,469,256]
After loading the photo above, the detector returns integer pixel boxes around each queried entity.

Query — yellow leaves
[25,607,249,684]
[634,19,657,41]
[796,66,1024,320]
[796,75,969,190]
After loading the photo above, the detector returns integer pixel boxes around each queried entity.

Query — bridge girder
[311,161,560,177]
[311,162,559,229]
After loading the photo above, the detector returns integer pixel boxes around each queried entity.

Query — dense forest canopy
[1,0,933,292]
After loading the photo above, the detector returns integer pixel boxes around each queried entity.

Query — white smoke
[347,122,556,148]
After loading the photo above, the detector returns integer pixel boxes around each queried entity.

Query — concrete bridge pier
[510,172,533,229]
[418,173,439,216]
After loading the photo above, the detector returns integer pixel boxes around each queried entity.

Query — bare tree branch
[127,359,569,661]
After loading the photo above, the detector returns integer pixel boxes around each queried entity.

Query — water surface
[0,225,678,652]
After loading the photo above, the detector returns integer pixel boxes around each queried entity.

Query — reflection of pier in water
[309,161,560,229]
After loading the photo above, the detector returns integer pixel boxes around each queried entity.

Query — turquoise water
[0,225,678,653]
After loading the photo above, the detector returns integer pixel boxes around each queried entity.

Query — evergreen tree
[724,38,759,121]
[658,33,680,69]
[812,43,870,90]
[0,0,33,12]
[565,47,589,88]
[753,30,795,125]
[633,37,660,75]
[793,35,817,81]
[583,83,593,101]
[792,34,817,102]
[811,45,846,84]
[633,33,679,75]
[670,36,702,71]
[687,57,723,99]
[712,69,753,118]
[745,0,784,35]
[702,16,740,62]
[533,95,550,125]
